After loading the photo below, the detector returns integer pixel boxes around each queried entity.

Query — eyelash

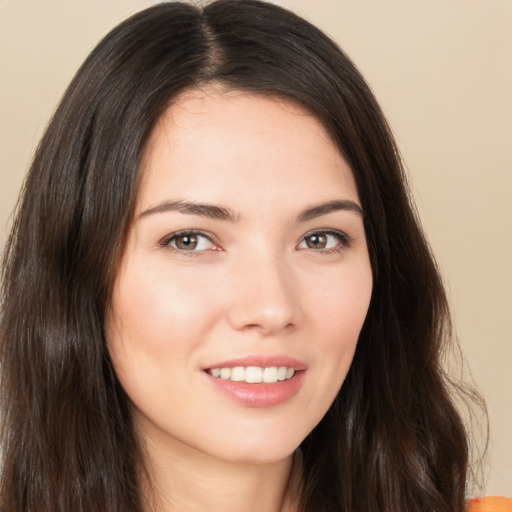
[158,230,218,256]
[158,229,352,255]
[299,229,352,254]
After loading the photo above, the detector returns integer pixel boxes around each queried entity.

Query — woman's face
[107,89,373,466]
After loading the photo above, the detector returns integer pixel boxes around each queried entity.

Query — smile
[208,366,295,384]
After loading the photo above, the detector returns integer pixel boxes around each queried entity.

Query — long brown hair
[1,1,481,511]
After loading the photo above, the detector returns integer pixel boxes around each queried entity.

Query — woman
[0,1,479,511]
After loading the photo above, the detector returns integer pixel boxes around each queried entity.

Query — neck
[140,433,301,512]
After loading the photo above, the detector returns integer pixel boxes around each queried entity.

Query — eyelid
[297,228,352,251]
[159,229,220,252]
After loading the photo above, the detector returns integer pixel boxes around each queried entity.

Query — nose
[226,251,303,335]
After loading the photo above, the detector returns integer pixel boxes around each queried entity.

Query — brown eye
[164,231,215,252]
[305,233,327,249]
[174,234,198,250]
[297,230,349,252]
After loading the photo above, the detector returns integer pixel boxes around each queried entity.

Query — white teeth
[263,366,278,383]
[277,366,288,381]
[209,366,296,384]
[220,368,231,380]
[245,366,262,383]
[230,367,245,381]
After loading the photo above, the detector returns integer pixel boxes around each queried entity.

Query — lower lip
[205,371,305,407]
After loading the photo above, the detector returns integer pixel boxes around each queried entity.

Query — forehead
[137,87,358,212]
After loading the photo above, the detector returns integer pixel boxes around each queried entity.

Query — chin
[200,427,305,466]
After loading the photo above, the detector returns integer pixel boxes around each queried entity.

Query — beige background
[1,0,511,496]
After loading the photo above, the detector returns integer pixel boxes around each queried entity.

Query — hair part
[1,1,483,511]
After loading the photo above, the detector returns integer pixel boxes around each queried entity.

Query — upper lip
[204,355,307,371]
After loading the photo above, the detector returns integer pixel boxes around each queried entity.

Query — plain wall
[1,0,511,496]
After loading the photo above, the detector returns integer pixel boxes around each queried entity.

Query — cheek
[308,263,372,386]
[311,262,372,337]
[106,261,223,417]
[108,260,225,359]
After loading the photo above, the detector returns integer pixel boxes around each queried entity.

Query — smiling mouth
[206,366,295,384]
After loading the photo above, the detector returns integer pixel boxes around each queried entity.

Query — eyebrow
[139,198,362,223]
[296,200,363,222]
[139,200,239,222]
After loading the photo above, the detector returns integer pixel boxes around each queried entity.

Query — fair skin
[107,87,373,512]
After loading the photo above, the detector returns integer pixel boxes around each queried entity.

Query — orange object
[466,496,512,512]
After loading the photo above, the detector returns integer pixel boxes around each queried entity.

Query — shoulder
[466,496,512,511]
